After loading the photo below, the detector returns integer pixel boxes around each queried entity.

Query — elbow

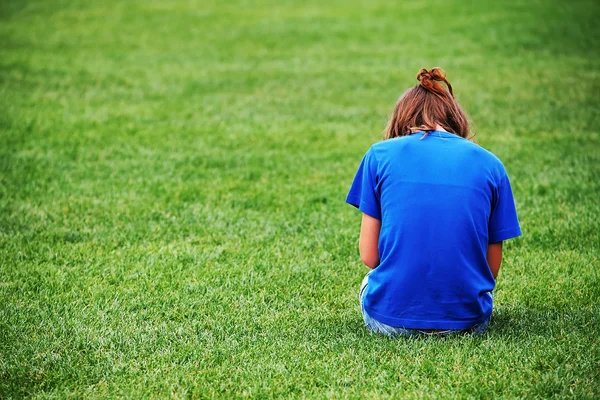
[360,252,379,269]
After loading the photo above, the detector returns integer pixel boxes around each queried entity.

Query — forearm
[487,242,503,279]
[360,253,379,269]
[359,213,381,269]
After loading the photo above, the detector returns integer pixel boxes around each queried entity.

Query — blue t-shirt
[346,131,522,330]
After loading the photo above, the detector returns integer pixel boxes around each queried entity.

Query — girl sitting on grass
[346,68,521,336]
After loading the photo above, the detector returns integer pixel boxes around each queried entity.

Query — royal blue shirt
[346,131,522,330]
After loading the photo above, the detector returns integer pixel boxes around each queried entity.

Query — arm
[487,242,503,279]
[359,213,381,269]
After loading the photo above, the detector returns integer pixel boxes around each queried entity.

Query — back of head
[384,68,471,140]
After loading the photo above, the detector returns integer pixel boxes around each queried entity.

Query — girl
[346,68,521,336]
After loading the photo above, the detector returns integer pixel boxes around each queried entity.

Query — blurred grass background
[1,0,599,398]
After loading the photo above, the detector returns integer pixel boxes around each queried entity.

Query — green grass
[1,0,599,398]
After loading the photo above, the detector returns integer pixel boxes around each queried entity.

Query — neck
[435,124,448,132]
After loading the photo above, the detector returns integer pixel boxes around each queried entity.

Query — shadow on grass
[302,303,600,343]
[489,304,599,339]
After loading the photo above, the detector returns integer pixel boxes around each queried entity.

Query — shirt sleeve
[489,172,522,243]
[346,148,381,220]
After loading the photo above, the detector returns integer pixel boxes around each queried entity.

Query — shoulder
[368,135,415,158]
[460,140,508,176]
[371,135,414,150]
[472,146,516,195]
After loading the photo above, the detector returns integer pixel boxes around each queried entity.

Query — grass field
[1,0,599,398]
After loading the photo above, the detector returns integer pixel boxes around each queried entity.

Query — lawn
[1,0,599,398]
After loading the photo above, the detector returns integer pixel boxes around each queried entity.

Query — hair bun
[416,68,431,82]
[416,67,446,82]
[416,67,453,97]
[429,67,446,81]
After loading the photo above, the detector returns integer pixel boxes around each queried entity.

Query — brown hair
[383,68,471,140]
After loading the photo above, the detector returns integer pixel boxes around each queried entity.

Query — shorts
[359,272,491,337]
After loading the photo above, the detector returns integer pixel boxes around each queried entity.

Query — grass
[1,0,599,398]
